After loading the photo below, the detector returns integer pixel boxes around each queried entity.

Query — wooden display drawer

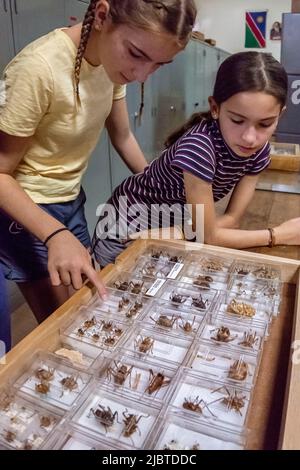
[269,142,300,171]
[0,240,299,450]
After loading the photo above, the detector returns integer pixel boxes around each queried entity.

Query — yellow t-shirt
[0,29,126,203]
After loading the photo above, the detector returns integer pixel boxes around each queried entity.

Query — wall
[194,0,291,60]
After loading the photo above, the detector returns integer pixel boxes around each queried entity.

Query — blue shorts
[0,188,91,282]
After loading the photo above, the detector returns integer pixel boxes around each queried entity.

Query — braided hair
[74,0,196,101]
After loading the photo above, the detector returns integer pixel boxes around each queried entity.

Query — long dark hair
[165,51,288,147]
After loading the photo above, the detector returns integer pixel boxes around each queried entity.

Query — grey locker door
[276,75,300,144]
[65,0,88,26]
[11,0,65,54]
[0,0,15,74]
[82,130,112,236]
[281,13,300,74]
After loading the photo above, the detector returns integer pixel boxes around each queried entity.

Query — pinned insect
[106,361,134,386]
[210,386,247,416]
[193,275,213,289]
[238,330,259,349]
[122,410,149,437]
[83,316,97,329]
[4,430,16,443]
[35,367,55,382]
[60,375,78,395]
[151,250,163,260]
[253,265,277,280]
[235,282,247,297]
[143,262,157,277]
[91,333,100,342]
[163,439,201,451]
[40,415,55,428]
[192,295,209,309]
[210,326,237,343]
[35,381,50,395]
[130,281,144,295]
[134,335,154,355]
[118,295,130,311]
[227,299,255,318]
[169,292,186,305]
[228,359,248,381]
[179,316,196,333]
[169,255,183,263]
[101,320,113,332]
[113,326,123,337]
[0,392,13,412]
[145,369,170,395]
[201,258,224,272]
[89,405,118,432]
[126,300,143,319]
[182,396,215,416]
[104,333,117,347]
[114,280,130,291]
[150,313,180,329]
[76,327,86,337]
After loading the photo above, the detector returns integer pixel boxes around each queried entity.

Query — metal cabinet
[0,0,65,75]
[0,1,15,74]
[277,13,300,143]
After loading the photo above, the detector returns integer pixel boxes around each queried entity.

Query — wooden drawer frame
[1,240,299,450]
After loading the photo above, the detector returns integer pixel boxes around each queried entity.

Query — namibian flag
[245,11,267,48]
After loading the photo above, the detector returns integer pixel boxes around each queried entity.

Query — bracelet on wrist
[267,227,276,247]
[43,227,69,246]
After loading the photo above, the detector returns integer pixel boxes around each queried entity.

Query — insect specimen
[35,381,50,394]
[89,405,118,432]
[145,369,170,395]
[150,314,180,329]
[201,258,224,272]
[60,375,78,394]
[193,275,213,289]
[227,299,256,317]
[4,430,16,443]
[134,335,154,354]
[104,334,117,347]
[114,280,130,291]
[192,295,209,309]
[180,316,196,333]
[182,396,215,417]
[169,292,186,304]
[210,326,237,343]
[122,410,149,437]
[35,367,55,382]
[238,331,259,349]
[101,320,114,331]
[210,386,246,416]
[228,359,248,381]
[83,316,97,329]
[40,415,55,428]
[106,361,134,386]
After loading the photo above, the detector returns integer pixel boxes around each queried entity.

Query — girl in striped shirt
[93,51,300,266]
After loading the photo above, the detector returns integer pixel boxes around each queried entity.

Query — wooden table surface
[216,170,300,261]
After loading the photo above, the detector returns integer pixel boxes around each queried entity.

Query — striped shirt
[100,118,270,235]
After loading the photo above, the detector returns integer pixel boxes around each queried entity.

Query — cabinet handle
[3,0,8,12]
[14,0,17,14]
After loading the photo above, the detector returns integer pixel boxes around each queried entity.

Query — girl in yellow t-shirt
[0,0,197,322]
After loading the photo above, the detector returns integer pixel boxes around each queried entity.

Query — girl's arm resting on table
[215,174,259,229]
[0,131,106,296]
[184,171,300,248]
[106,97,148,174]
